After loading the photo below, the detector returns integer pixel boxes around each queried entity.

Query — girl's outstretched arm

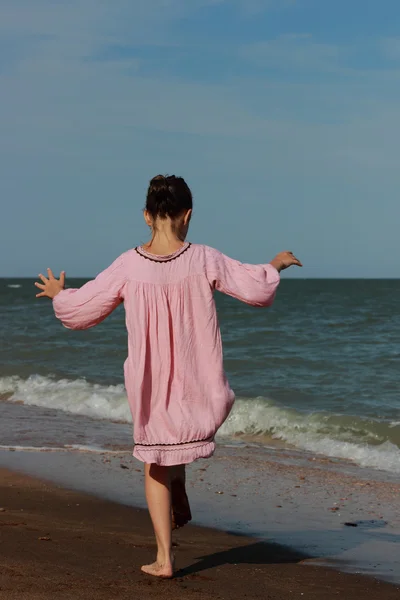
[36,255,126,330]
[205,247,301,307]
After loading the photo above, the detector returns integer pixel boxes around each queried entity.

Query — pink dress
[53,243,280,466]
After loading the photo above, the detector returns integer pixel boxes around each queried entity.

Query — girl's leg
[141,463,174,578]
[170,464,186,482]
[170,465,192,529]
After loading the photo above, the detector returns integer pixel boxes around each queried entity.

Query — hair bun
[146,174,193,220]
[149,175,169,193]
[150,174,169,189]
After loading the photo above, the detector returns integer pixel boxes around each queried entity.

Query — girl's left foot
[141,556,174,578]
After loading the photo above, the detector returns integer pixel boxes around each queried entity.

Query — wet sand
[1,468,399,600]
[1,444,400,584]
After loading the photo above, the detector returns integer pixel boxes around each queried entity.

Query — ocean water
[1,278,400,476]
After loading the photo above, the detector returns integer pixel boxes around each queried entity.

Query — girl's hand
[270,251,302,273]
[35,269,65,299]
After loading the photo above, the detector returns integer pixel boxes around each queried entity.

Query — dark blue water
[1,278,399,473]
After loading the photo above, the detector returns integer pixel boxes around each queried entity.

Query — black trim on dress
[135,243,192,263]
[135,436,212,447]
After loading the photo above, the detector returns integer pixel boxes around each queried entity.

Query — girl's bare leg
[170,465,192,529]
[141,463,174,578]
[170,464,186,482]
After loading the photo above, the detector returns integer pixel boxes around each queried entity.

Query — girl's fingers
[59,271,65,287]
[38,273,48,284]
[36,292,46,298]
[289,253,301,263]
[47,268,55,280]
[35,282,46,290]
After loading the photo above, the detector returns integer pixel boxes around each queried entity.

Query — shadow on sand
[177,540,307,577]
[177,520,400,580]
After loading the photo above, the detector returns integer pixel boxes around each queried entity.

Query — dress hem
[133,440,215,466]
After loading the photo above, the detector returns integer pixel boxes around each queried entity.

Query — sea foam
[2,374,400,474]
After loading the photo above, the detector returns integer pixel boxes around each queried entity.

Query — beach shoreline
[1,466,399,600]
[0,443,399,589]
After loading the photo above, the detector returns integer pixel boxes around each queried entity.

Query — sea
[1,277,399,477]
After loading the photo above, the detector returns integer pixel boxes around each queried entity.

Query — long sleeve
[205,246,280,307]
[52,254,126,330]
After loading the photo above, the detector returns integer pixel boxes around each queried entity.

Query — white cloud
[0,3,398,154]
[0,1,399,177]
[1,0,400,277]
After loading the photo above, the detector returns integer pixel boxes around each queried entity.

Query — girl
[35,175,302,578]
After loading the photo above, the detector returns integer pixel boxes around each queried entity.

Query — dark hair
[146,174,193,220]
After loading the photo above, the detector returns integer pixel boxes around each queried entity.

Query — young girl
[35,175,301,578]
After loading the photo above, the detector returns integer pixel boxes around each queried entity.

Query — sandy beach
[1,467,399,600]
[1,442,400,582]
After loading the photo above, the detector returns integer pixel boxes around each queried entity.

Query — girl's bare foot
[141,554,175,578]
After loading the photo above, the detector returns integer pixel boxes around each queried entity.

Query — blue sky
[1,0,400,278]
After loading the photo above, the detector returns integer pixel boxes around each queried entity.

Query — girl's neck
[143,230,186,256]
